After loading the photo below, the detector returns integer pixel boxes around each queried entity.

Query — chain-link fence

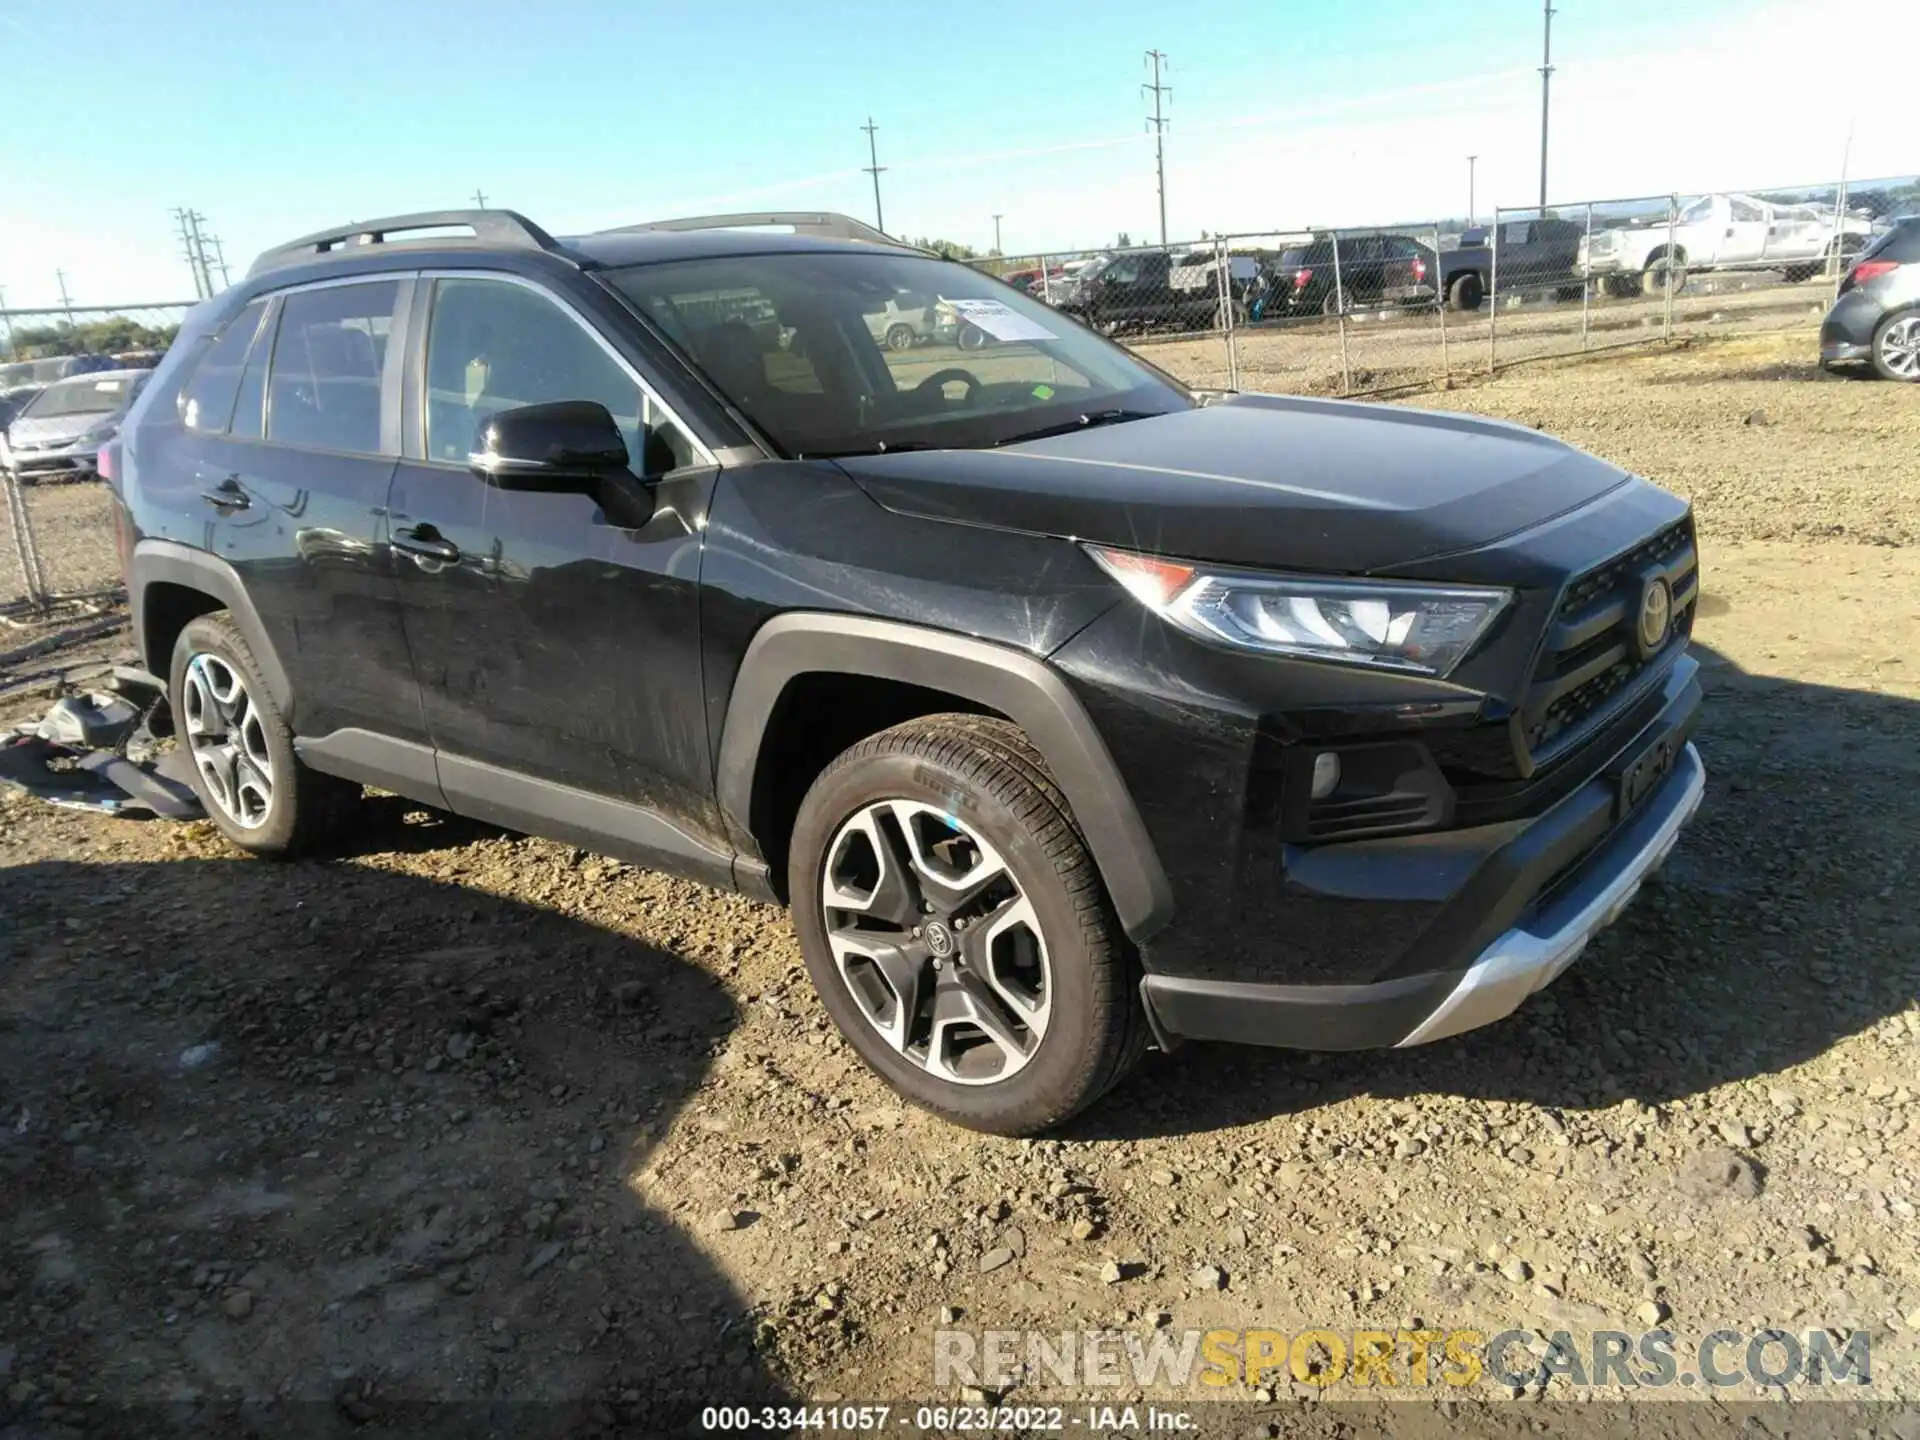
[1485,175,1919,372]
[2,303,191,624]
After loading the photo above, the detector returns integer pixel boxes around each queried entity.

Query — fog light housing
[1309,752,1342,799]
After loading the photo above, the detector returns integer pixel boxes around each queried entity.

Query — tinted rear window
[1858,219,1920,264]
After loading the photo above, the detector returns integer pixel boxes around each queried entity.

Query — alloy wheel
[821,799,1051,1086]
[181,653,275,828]
[1877,316,1920,380]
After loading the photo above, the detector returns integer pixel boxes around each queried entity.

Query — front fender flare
[716,613,1173,942]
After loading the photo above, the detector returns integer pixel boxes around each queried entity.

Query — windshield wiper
[994,409,1162,447]
[799,440,940,459]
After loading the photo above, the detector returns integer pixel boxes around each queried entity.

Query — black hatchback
[1820,216,1920,381]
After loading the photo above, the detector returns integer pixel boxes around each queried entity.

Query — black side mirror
[470,400,630,485]
[468,400,655,528]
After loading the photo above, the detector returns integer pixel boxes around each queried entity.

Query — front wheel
[1872,310,1920,383]
[788,716,1145,1135]
[169,612,361,857]
[884,323,916,352]
[1642,257,1687,296]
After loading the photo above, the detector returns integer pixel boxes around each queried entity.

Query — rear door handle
[393,524,460,564]
[200,476,249,512]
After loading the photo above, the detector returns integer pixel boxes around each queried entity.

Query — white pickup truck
[1579,192,1874,296]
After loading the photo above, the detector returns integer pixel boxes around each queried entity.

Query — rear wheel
[169,612,360,857]
[1601,274,1642,299]
[1321,288,1353,317]
[1871,311,1920,383]
[1447,272,1485,312]
[789,716,1144,1135]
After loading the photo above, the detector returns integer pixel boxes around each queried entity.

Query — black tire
[957,323,988,351]
[884,323,916,352]
[1447,271,1484,312]
[169,612,360,857]
[1321,288,1352,317]
[788,715,1145,1136]
[1642,255,1687,296]
[1601,274,1642,299]
[1780,264,1814,284]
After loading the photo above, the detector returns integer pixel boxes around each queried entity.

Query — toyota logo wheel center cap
[925,920,956,958]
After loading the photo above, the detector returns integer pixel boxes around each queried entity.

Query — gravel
[1,329,1917,1421]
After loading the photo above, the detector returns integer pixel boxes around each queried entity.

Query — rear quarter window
[176,301,267,432]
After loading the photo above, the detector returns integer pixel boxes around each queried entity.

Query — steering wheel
[914,367,983,403]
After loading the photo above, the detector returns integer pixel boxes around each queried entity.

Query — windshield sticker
[942,298,1056,343]
[1031,384,1056,401]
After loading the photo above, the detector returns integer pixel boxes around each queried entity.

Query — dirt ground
[2,329,1918,1437]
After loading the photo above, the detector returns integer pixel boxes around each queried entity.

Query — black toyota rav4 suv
[109,208,1705,1135]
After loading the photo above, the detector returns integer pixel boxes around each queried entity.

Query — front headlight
[1087,545,1511,678]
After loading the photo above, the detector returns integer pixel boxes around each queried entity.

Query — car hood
[5,414,105,448]
[834,392,1633,573]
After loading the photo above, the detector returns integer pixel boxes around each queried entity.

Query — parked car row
[1013,194,1885,336]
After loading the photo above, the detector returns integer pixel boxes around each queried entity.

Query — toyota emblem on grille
[1636,576,1672,659]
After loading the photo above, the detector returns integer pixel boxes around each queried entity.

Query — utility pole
[187,211,214,298]
[55,269,75,333]
[992,213,1003,254]
[1142,50,1171,247]
[860,117,886,234]
[172,208,207,300]
[0,286,14,359]
[207,235,232,291]
[472,188,488,208]
[1538,0,1555,210]
[1467,155,1478,225]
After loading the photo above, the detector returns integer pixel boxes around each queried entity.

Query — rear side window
[176,301,266,432]
[266,282,397,455]
[1859,219,1920,264]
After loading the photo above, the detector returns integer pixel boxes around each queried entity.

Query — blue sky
[2,0,1911,309]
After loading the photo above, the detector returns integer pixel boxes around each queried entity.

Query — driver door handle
[200,476,249,512]
[393,524,460,564]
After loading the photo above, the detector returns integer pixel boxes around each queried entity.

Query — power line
[1142,50,1171,247]
[1538,0,1555,209]
[860,117,886,234]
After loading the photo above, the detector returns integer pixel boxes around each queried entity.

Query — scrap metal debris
[0,668,201,819]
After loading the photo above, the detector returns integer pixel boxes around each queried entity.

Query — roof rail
[601,211,926,251]
[247,209,562,278]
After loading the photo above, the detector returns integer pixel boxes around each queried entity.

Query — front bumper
[1137,658,1705,1051]
[4,442,102,480]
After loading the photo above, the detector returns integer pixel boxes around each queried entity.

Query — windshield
[23,375,137,420]
[603,252,1191,457]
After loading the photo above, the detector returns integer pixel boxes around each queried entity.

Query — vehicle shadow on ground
[1074,640,1920,1142]
[0,855,789,1437]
